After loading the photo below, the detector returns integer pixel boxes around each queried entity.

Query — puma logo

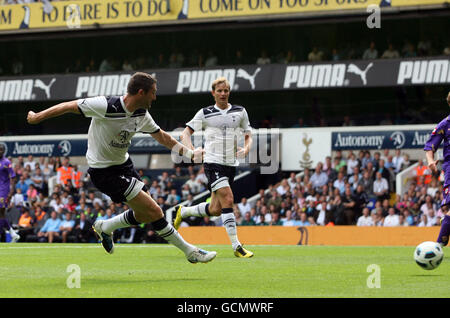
[34,78,56,99]
[237,68,261,89]
[346,63,373,85]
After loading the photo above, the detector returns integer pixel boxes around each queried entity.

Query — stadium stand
[1,147,441,243]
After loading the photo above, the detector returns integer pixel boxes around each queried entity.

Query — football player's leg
[174,194,218,230]
[0,206,20,242]
[129,191,216,263]
[437,203,450,247]
[216,186,252,257]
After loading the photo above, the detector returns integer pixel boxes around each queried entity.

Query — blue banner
[332,130,431,150]
[0,136,167,158]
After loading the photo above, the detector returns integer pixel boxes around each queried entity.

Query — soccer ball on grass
[414,241,444,270]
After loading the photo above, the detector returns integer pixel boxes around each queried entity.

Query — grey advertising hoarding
[0,57,449,102]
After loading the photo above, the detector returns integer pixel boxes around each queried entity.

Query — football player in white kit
[174,77,254,258]
[27,72,216,264]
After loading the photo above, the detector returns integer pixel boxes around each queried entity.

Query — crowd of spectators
[2,155,211,243]
[231,149,443,228]
[66,40,449,75]
[3,38,449,77]
[2,148,442,244]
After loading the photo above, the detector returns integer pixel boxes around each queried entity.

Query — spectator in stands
[331,48,340,61]
[37,210,61,243]
[269,212,283,226]
[12,58,23,75]
[122,59,134,71]
[256,50,271,65]
[57,157,73,187]
[31,167,44,192]
[333,172,346,195]
[373,207,384,226]
[241,211,256,226]
[373,172,389,201]
[237,197,251,216]
[205,50,218,67]
[10,188,25,208]
[383,207,400,227]
[73,212,93,243]
[381,43,400,59]
[99,57,115,72]
[310,165,328,191]
[24,155,35,171]
[362,41,378,59]
[26,184,38,203]
[356,207,374,226]
[17,207,34,241]
[297,212,310,226]
[444,44,450,56]
[402,41,417,58]
[308,47,323,62]
[184,174,202,195]
[60,213,75,243]
[417,214,431,227]
[413,159,432,185]
[165,189,180,206]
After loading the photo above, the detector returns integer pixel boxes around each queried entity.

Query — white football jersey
[186,103,252,166]
[77,96,160,168]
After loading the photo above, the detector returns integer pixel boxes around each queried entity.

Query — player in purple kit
[424,91,450,247]
[0,144,20,243]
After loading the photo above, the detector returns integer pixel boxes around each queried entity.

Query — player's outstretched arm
[425,150,438,173]
[180,126,195,150]
[236,133,253,158]
[151,129,203,162]
[27,100,80,125]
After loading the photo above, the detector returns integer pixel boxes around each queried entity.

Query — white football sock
[181,202,209,218]
[221,211,241,250]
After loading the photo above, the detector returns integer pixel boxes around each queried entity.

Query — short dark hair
[127,72,157,95]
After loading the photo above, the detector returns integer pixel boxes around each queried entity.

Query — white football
[414,241,444,270]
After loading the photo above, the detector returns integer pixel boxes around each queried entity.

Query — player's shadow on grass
[410,274,444,277]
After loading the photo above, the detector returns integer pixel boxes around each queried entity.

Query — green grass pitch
[0,243,448,298]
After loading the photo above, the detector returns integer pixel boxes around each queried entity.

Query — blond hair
[211,77,230,91]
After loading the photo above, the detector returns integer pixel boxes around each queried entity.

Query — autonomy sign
[331,130,431,150]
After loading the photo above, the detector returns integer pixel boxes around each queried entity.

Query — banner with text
[0,0,446,32]
[0,57,449,102]
[331,129,431,150]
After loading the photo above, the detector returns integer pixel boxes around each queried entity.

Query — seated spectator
[308,47,323,62]
[17,207,35,241]
[200,216,216,226]
[241,212,256,226]
[237,197,251,216]
[60,213,75,243]
[184,174,202,195]
[37,211,62,243]
[398,214,409,227]
[297,212,311,226]
[310,165,328,190]
[356,207,374,226]
[256,50,271,65]
[362,41,378,59]
[10,188,25,207]
[165,189,180,206]
[417,214,432,227]
[269,212,283,226]
[373,172,389,201]
[73,212,94,243]
[383,208,400,227]
[204,50,218,67]
[381,43,400,59]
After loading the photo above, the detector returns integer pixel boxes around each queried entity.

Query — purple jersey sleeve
[424,117,448,152]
